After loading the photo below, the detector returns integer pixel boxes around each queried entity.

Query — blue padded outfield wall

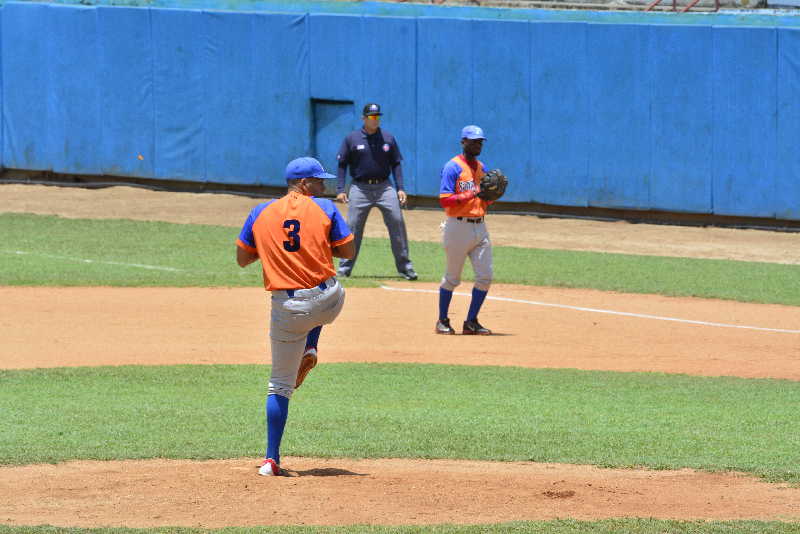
[2,0,800,220]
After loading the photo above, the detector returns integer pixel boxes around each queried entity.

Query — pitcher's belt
[280,277,336,298]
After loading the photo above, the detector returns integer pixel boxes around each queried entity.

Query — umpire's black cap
[362,103,382,116]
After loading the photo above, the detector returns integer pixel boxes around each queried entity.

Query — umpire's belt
[456,216,484,223]
[283,277,336,298]
[355,178,386,185]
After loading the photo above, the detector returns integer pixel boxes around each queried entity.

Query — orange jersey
[236,192,353,291]
[438,155,488,218]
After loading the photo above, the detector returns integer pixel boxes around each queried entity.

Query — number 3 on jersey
[283,219,301,252]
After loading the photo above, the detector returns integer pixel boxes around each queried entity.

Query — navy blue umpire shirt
[336,127,404,194]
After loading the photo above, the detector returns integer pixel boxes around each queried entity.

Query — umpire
[335,103,417,280]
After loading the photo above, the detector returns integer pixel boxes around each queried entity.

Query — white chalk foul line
[379,285,800,335]
[2,249,184,272]
[1,249,248,276]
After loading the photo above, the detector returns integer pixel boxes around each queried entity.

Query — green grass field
[2,365,799,483]
[2,213,799,305]
[1,211,798,533]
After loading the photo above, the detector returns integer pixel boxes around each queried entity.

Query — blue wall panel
[712,26,777,218]
[649,24,713,214]
[586,24,652,210]
[309,14,360,101]
[98,6,154,178]
[204,11,257,184]
[49,4,101,174]
[530,22,589,207]
[2,3,52,170]
[152,8,206,182]
[253,13,309,185]
[472,18,530,201]
[416,17,472,196]
[205,11,308,186]
[2,1,799,220]
[361,16,417,192]
[776,27,800,220]
[0,8,3,170]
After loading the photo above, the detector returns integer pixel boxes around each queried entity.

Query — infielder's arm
[236,246,259,267]
[439,190,476,207]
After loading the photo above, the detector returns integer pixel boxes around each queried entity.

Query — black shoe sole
[462,328,492,335]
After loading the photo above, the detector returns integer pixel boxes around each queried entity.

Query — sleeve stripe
[236,239,257,254]
[331,234,354,248]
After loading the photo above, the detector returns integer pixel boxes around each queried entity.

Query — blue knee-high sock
[467,288,488,321]
[305,326,322,350]
[439,287,453,321]
[265,394,290,464]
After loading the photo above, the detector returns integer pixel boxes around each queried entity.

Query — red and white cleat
[258,458,289,477]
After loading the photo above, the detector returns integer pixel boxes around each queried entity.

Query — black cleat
[400,269,418,281]
[435,318,455,335]
[462,318,492,335]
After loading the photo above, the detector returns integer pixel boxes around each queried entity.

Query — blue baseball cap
[284,157,336,181]
[461,125,486,140]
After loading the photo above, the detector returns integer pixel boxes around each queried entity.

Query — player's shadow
[292,467,368,477]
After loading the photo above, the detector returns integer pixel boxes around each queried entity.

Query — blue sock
[305,325,322,350]
[439,287,453,321]
[467,288,488,321]
[265,394,289,464]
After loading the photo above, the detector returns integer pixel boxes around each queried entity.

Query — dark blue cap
[363,103,382,116]
[284,157,335,181]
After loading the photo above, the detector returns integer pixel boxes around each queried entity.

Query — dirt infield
[4,458,799,527]
[3,285,800,380]
[2,184,799,527]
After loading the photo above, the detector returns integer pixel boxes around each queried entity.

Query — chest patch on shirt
[459,180,476,192]
[382,144,390,152]
[356,144,365,150]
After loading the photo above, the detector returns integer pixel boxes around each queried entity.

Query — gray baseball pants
[440,217,493,292]
[338,181,413,275]
[268,277,345,399]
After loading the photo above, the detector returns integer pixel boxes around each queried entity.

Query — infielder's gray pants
[338,181,412,275]
[268,278,345,399]
[441,218,493,292]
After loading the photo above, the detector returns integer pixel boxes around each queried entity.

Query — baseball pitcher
[236,157,355,476]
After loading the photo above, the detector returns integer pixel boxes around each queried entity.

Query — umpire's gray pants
[338,181,413,275]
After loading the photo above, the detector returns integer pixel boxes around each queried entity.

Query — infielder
[335,103,417,281]
[435,125,494,336]
[236,157,354,476]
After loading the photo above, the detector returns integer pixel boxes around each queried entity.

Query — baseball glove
[477,169,508,202]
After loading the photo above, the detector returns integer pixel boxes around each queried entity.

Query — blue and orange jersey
[236,192,353,291]
[439,155,488,218]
